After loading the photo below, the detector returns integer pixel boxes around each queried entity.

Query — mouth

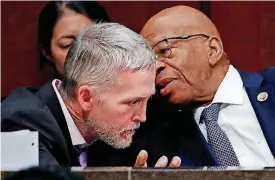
[119,123,140,138]
[156,77,176,95]
[156,77,175,87]
[120,130,135,139]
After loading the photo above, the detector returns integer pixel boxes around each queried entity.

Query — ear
[41,48,54,63]
[76,85,97,112]
[207,36,223,66]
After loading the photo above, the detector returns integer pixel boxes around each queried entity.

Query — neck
[194,60,230,108]
[63,97,97,144]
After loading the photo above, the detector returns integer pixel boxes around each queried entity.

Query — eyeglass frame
[152,34,210,61]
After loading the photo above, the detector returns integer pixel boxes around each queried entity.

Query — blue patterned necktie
[201,103,240,166]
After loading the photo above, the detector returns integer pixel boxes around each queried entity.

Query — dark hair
[4,166,85,180]
[38,1,110,67]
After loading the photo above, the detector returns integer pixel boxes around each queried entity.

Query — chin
[167,93,192,105]
[106,133,134,149]
[112,137,133,149]
[167,93,182,104]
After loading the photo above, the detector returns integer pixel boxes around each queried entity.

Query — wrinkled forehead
[141,20,187,48]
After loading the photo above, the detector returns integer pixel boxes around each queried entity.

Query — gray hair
[60,22,155,99]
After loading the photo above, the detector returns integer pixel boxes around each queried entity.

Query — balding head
[141,5,230,106]
[141,5,220,46]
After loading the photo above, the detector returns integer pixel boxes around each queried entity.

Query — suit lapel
[38,81,80,166]
[239,70,275,158]
[194,124,219,166]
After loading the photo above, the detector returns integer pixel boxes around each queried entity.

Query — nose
[156,60,166,75]
[133,103,147,123]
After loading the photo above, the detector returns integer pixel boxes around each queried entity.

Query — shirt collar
[194,65,244,125]
[52,79,86,146]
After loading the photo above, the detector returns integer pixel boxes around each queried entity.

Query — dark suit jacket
[206,67,275,165]
[2,68,275,167]
[1,82,81,166]
[1,81,200,167]
[0,81,212,167]
[192,67,275,166]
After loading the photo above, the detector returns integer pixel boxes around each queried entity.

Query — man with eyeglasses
[139,5,275,167]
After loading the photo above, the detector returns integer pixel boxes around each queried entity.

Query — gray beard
[84,118,140,149]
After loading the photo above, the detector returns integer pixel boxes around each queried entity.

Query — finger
[168,156,181,168]
[134,150,148,167]
[154,156,168,168]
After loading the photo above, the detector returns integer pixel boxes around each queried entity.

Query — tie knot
[201,103,222,123]
[75,144,87,154]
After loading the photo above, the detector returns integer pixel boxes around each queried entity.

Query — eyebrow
[143,32,159,46]
[143,33,155,40]
[152,37,167,49]
[128,90,156,100]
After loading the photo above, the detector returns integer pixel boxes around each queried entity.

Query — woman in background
[39,1,109,80]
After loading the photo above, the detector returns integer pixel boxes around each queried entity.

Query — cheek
[101,103,135,127]
[169,49,191,75]
[176,49,208,82]
[176,49,196,69]
[50,44,68,73]
[166,77,195,104]
[115,108,136,124]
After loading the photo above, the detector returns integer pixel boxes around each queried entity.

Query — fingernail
[172,158,179,166]
[139,150,146,159]
[160,156,167,165]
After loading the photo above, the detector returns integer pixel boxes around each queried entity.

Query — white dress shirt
[52,79,86,146]
[194,65,275,166]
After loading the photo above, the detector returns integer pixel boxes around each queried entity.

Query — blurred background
[2,1,275,98]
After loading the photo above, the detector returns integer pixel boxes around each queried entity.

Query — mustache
[121,123,141,132]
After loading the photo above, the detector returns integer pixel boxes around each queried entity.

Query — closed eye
[131,99,141,105]
[60,43,72,49]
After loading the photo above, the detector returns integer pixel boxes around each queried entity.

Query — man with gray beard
[1,22,180,167]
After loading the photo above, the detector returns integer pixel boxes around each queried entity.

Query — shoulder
[1,90,67,160]
[259,67,275,85]
[1,85,62,141]
[2,81,56,119]
[2,86,44,119]
[237,66,275,87]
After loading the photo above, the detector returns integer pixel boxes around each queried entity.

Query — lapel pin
[257,92,268,102]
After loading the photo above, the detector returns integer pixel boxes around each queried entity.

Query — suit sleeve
[1,117,61,166]
[39,140,59,166]
[1,107,70,166]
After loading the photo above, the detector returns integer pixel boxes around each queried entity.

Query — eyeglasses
[152,34,209,61]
